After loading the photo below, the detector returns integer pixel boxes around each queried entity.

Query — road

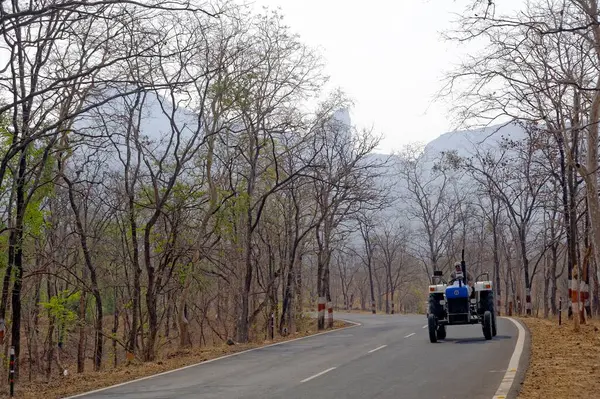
[67,313,525,399]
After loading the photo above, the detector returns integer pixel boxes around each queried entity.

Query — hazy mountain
[71,91,530,241]
[422,121,527,159]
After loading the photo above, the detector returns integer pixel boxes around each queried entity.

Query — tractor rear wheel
[483,310,493,340]
[486,293,497,337]
[428,314,437,343]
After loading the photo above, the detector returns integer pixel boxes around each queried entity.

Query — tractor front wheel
[483,310,493,340]
[492,311,497,337]
[436,324,446,340]
[428,314,438,343]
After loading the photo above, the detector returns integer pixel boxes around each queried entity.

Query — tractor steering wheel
[449,278,465,286]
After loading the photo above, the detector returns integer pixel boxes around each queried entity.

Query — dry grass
[3,319,349,399]
[518,317,600,399]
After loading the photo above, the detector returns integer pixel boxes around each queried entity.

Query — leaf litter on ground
[518,316,600,399]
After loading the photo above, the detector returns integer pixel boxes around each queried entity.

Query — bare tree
[355,211,378,314]
[0,0,223,373]
[440,0,600,318]
[311,114,388,329]
[374,217,413,314]
[445,126,551,314]
[396,144,465,278]
[222,9,327,342]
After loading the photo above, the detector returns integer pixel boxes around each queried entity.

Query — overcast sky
[249,0,522,153]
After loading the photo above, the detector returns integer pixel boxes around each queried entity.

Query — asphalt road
[67,313,523,399]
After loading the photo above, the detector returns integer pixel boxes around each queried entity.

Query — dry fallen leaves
[518,317,600,399]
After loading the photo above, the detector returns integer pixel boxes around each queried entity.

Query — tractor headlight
[439,300,445,305]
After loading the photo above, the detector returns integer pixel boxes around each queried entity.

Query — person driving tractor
[449,262,474,298]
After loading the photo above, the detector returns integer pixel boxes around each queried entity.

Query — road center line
[300,367,337,383]
[404,333,415,338]
[368,345,387,353]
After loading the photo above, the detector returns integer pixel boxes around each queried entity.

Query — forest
[0,0,599,388]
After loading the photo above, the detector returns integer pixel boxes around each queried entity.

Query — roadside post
[559,297,562,325]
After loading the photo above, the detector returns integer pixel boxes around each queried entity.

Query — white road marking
[422,325,427,329]
[492,317,526,399]
[368,345,387,353]
[63,319,361,399]
[300,367,337,383]
[404,333,415,338]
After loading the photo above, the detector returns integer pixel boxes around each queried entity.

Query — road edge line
[62,318,362,399]
[492,317,529,399]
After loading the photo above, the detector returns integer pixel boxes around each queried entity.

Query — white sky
[249,0,522,153]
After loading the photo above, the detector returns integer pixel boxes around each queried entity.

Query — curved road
[66,313,525,399]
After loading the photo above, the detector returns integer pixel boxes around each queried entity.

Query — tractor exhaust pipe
[461,249,467,284]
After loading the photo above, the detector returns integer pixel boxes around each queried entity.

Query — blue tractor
[426,254,497,343]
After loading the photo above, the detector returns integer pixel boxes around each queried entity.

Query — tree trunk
[385,288,390,314]
[30,274,42,376]
[77,290,87,373]
[10,147,27,379]
[582,0,600,316]
[143,210,163,361]
[504,259,511,315]
[316,222,330,331]
[584,200,593,319]
[280,263,295,334]
[165,292,171,339]
[556,125,578,319]
[543,260,550,319]
[45,279,55,380]
[296,253,303,320]
[491,216,501,315]
[573,265,581,332]
[64,174,103,371]
[368,259,376,314]
[125,96,142,363]
[126,197,141,362]
[389,263,396,315]
[550,245,558,315]
[144,280,158,361]
[324,259,333,328]
[519,226,532,315]
[0,228,14,345]
[237,228,253,343]
[270,273,277,340]
[178,278,192,349]
[112,303,119,368]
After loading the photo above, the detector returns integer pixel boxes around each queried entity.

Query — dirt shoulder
[517,317,600,399]
[10,319,351,399]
